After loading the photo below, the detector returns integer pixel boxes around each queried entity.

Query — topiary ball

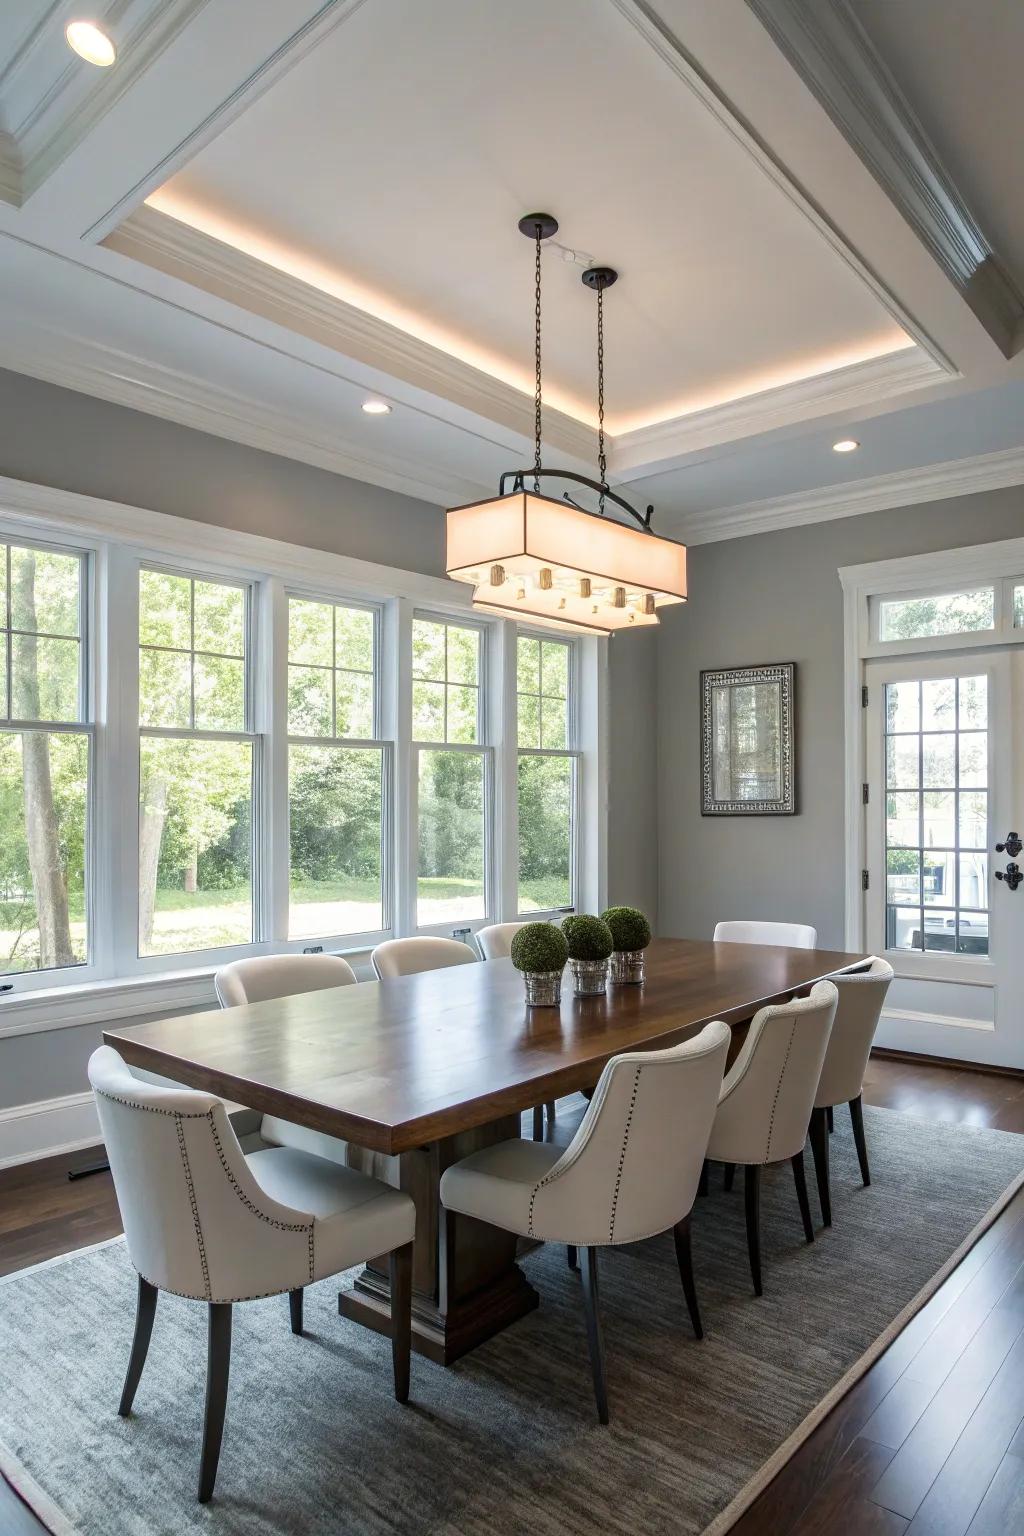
[510,922,569,974]
[560,913,614,962]
[601,905,652,952]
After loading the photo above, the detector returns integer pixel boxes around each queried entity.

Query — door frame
[839,535,1024,955]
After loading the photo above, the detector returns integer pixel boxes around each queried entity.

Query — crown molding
[0,133,19,207]
[0,0,211,203]
[104,205,598,464]
[613,346,947,474]
[676,444,1024,545]
[1,332,487,507]
[745,0,1024,359]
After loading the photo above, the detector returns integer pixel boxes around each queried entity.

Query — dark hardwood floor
[1,1053,1023,1533]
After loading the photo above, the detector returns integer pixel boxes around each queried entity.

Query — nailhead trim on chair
[764,1018,799,1164]
[175,1112,211,1301]
[609,1065,641,1241]
[208,1116,315,1284]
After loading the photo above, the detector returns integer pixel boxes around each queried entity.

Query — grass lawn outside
[0,875,573,968]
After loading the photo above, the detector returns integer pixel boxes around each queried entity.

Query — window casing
[0,487,602,1006]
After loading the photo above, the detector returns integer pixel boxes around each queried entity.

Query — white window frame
[283,587,392,952]
[514,626,581,920]
[840,535,1024,958]
[0,474,609,1035]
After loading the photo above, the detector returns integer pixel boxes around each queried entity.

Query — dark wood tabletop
[104,938,869,1155]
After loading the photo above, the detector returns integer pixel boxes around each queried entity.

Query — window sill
[0,944,378,1039]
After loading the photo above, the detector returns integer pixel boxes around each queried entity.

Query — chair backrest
[527,1021,731,1246]
[475,921,528,961]
[815,958,893,1108]
[711,981,838,1164]
[88,1046,313,1302]
[713,919,818,949]
[371,936,477,980]
[214,953,356,1008]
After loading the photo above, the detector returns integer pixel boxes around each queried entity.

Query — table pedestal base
[338,1112,539,1365]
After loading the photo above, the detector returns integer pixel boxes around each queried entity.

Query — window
[287,598,385,939]
[412,617,486,926]
[138,569,254,957]
[878,588,995,643]
[516,635,576,913]
[1014,586,1024,628]
[884,675,988,955]
[0,540,89,976]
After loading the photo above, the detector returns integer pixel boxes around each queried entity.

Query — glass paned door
[882,675,989,955]
[864,648,1023,1068]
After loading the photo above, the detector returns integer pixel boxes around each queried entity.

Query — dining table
[104,936,870,1363]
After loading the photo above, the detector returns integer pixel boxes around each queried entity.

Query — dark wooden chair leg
[827,1105,834,1134]
[198,1302,232,1504]
[698,1159,709,1198]
[850,1094,871,1186]
[744,1165,763,1297]
[673,1213,703,1340]
[792,1149,815,1244]
[390,1242,413,1404]
[118,1274,158,1416]
[289,1287,303,1335]
[808,1107,832,1227]
[723,1163,736,1193]
[579,1247,609,1424]
[532,1105,544,1141]
[567,1244,578,1270]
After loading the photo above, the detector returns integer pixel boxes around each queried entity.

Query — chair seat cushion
[440,1137,563,1237]
[246,1146,415,1280]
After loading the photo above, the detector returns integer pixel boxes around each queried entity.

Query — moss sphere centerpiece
[510,921,569,1007]
[601,905,652,985]
[560,913,614,996]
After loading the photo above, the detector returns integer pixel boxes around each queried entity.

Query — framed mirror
[700,663,796,815]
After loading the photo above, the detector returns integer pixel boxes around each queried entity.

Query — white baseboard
[0,1091,101,1171]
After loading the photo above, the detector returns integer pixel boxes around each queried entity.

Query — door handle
[995,862,1023,892]
[996,831,1023,857]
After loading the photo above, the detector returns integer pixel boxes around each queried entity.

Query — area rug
[2,1108,1022,1536]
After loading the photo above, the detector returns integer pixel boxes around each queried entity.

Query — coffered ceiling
[0,0,1020,545]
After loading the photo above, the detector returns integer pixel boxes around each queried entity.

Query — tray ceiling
[148,0,911,435]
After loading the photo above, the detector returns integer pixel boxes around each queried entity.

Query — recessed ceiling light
[65,20,117,66]
[832,438,860,453]
[361,399,392,415]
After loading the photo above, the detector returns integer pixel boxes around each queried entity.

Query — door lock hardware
[995,862,1023,892]
[995,831,1023,857]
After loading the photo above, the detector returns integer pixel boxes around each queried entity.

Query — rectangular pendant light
[446,489,687,634]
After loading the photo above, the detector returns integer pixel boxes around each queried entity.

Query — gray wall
[656,484,1024,947]
[0,370,657,1111]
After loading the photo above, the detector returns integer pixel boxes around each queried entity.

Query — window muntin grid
[884,675,989,955]
[411,618,480,744]
[287,598,376,740]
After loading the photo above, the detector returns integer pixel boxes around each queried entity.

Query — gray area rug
[2,1107,1022,1536]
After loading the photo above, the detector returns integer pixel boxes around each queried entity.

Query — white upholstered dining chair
[440,1021,731,1423]
[475,921,556,1139]
[214,953,358,1167]
[705,981,838,1295]
[475,921,527,960]
[371,935,477,979]
[713,920,818,948]
[89,1045,415,1505]
[809,958,893,1224]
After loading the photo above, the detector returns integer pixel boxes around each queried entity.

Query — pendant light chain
[533,226,543,492]
[596,281,606,515]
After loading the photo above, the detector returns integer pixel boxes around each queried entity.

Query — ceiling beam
[745,0,1024,358]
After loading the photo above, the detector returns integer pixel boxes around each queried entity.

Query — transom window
[0,540,89,976]
[287,597,385,940]
[138,568,255,959]
[517,633,576,914]
[884,675,988,955]
[877,588,995,643]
